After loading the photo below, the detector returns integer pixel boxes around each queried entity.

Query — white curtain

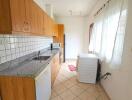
[89,0,128,65]
[111,0,128,65]
[89,12,103,54]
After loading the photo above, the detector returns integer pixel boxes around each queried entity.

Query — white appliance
[35,63,51,100]
[77,53,98,84]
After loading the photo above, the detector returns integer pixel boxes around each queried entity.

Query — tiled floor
[50,60,110,100]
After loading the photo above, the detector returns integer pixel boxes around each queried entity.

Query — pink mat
[68,65,76,71]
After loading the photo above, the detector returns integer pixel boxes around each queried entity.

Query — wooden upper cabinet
[0,0,57,36]
[10,0,33,34]
[0,0,32,34]
[43,14,51,36]
[38,8,44,35]
[10,0,25,32]
[53,24,58,37]
[0,0,12,33]
[24,0,33,33]
[10,0,26,33]
[31,2,39,34]
[43,12,47,35]
[53,24,64,48]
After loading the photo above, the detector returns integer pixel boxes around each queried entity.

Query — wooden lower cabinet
[51,53,61,86]
[0,64,52,100]
[0,53,60,100]
[0,76,36,100]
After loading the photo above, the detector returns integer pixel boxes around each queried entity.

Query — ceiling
[43,0,98,17]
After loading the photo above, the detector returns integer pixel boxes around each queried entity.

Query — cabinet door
[53,24,58,36]
[37,8,44,35]
[10,0,25,32]
[31,2,38,34]
[43,14,49,36]
[51,58,56,86]
[49,18,53,36]
[51,53,60,86]
[0,77,36,100]
[0,0,12,33]
[35,64,51,100]
[24,0,33,33]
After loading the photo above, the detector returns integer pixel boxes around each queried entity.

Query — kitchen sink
[33,56,50,61]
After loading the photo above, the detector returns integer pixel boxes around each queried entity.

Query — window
[89,0,128,66]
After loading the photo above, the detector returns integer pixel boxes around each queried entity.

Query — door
[35,64,51,100]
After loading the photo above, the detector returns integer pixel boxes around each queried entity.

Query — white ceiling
[43,0,98,17]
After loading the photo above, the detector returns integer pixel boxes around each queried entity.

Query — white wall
[34,0,55,19]
[55,16,87,59]
[86,0,132,100]
[34,0,46,11]
[127,0,132,97]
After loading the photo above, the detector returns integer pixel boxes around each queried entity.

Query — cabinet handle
[24,21,29,25]
[26,22,28,25]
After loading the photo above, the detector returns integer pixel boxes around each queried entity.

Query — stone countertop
[0,49,60,78]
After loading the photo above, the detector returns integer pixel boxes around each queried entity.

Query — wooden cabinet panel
[44,14,51,36]
[0,0,12,33]
[43,14,48,35]
[53,24,64,48]
[0,53,60,99]
[51,53,60,86]
[10,0,25,32]
[0,0,57,36]
[47,17,52,36]
[7,0,32,33]
[24,0,33,33]
[53,24,58,36]
[37,9,44,35]
[0,76,36,100]
[31,2,38,34]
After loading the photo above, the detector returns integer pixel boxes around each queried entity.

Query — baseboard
[99,82,111,100]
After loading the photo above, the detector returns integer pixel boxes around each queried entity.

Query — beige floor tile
[53,79,62,87]
[73,97,81,100]
[56,74,68,82]
[69,76,78,84]
[52,84,68,95]
[70,85,85,96]
[59,90,76,100]
[51,60,109,100]
[63,79,76,88]
[86,85,99,96]
[78,90,98,100]
[51,90,58,98]
[50,96,62,100]
[77,82,93,90]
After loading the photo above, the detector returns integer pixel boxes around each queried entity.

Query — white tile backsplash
[0,35,53,64]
